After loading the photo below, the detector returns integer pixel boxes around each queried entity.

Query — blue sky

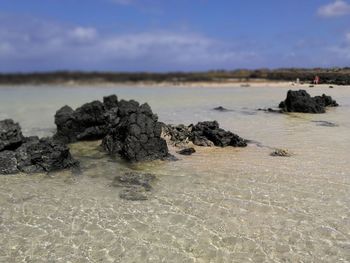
[0,0,350,72]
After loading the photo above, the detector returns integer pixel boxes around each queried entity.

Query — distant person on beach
[313,76,320,85]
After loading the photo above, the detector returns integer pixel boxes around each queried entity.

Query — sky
[0,0,350,72]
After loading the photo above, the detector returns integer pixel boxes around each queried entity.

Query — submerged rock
[279,90,338,114]
[112,172,156,191]
[213,106,230,112]
[312,120,339,127]
[177,147,196,156]
[112,172,156,201]
[119,187,148,201]
[0,119,78,175]
[164,121,247,148]
[0,119,24,151]
[257,108,283,113]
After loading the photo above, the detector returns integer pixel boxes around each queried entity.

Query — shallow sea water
[0,85,349,262]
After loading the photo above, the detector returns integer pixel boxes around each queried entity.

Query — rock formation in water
[162,124,192,147]
[278,90,338,114]
[164,121,247,148]
[101,99,169,162]
[54,95,169,162]
[111,172,156,201]
[0,119,24,151]
[0,119,78,175]
[213,106,231,112]
[54,95,119,143]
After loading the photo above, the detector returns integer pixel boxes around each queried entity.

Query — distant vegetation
[0,68,350,85]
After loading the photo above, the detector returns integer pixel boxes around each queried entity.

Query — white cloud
[69,27,97,42]
[0,15,259,71]
[317,0,350,17]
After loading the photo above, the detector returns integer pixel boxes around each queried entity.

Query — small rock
[312,121,338,127]
[270,149,292,157]
[177,148,196,156]
[213,106,230,112]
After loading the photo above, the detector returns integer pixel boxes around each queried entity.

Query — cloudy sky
[0,0,350,72]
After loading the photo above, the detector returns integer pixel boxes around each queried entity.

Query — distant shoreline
[0,69,350,86]
[1,80,348,90]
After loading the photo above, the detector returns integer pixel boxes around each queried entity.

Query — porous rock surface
[101,99,169,162]
[54,95,119,143]
[164,121,247,148]
[54,95,169,162]
[0,120,78,175]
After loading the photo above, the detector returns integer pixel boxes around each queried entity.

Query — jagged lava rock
[101,99,169,162]
[164,121,247,148]
[15,137,78,173]
[0,119,24,151]
[54,95,119,143]
[191,121,247,147]
[0,119,78,175]
[162,124,192,146]
[0,151,19,174]
[279,90,338,114]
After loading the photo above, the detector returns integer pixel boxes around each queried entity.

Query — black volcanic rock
[54,95,118,143]
[162,124,192,146]
[0,119,24,151]
[192,121,247,147]
[101,99,169,162]
[164,121,247,148]
[54,95,169,162]
[279,90,338,114]
[177,147,196,156]
[213,106,230,112]
[15,137,78,173]
[0,151,19,174]
[0,119,78,175]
